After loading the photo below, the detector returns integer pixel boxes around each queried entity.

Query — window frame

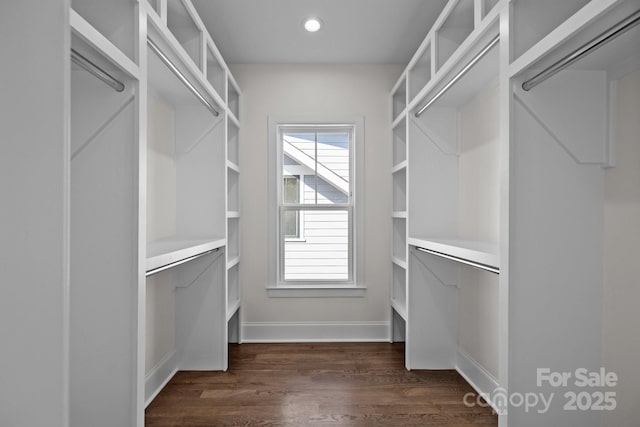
[267,116,365,297]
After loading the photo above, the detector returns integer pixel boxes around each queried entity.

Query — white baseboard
[241,321,390,342]
[456,349,500,413]
[145,350,178,408]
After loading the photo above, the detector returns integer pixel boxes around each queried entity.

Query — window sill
[267,285,366,298]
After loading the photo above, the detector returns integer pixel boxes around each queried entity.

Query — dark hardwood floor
[146,342,497,426]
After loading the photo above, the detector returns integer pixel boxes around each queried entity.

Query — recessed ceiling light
[304,18,322,32]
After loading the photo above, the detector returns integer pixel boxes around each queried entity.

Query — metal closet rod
[415,246,500,274]
[522,9,640,91]
[71,48,125,92]
[415,34,500,118]
[147,38,220,117]
[146,248,220,277]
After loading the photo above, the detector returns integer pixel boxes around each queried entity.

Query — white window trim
[267,115,366,297]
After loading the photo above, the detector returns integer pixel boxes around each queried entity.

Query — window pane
[317,131,350,189]
[282,209,349,281]
[284,210,299,238]
[283,175,299,204]
[282,131,350,205]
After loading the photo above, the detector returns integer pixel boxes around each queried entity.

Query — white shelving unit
[506,1,640,425]
[142,0,243,409]
[390,91,408,338]
[69,6,140,426]
[391,0,640,426]
[225,74,242,344]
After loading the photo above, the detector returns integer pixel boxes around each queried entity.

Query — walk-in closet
[2,0,639,426]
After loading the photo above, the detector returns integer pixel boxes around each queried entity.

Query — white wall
[231,64,402,338]
[457,82,500,379]
[0,2,69,426]
[603,68,640,427]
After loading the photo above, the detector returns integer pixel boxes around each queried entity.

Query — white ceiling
[191,0,449,64]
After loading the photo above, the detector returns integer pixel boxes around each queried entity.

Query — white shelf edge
[408,236,499,271]
[227,72,243,97]
[391,108,408,125]
[391,256,408,270]
[70,9,140,80]
[226,299,241,321]
[227,211,240,219]
[227,256,240,270]
[227,161,240,173]
[391,299,408,321]
[390,71,407,94]
[227,109,240,126]
[391,111,407,129]
[391,161,408,174]
[146,237,225,272]
[392,211,408,219]
[227,110,241,128]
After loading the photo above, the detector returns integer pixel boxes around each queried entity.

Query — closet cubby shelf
[407,237,499,272]
[227,160,240,174]
[391,299,408,322]
[227,211,240,218]
[147,237,225,272]
[391,161,407,174]
[391,211,408,219]
[227,299,241,321]
[391,111,407,129]
[227,103,241,126]
[227,256,240,270]
[391,256,408,270]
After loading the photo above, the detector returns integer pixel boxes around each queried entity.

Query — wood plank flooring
[146,343,497,426]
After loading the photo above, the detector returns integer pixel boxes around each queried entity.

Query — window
[268,116,364,296]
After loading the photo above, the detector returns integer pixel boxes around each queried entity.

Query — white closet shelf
[391,111,407,129]
[408,237,499,272]
[227,161,240,173]
[391,299,408,321]
[227,211,240,218]
[227,109,240,126]
[227,110,241,127]
[147,237,225,272]
[391,161,408,174]
[391,211,408,219]
[227,299,241,321]
[392,256,408,270]
[227,256,240,270]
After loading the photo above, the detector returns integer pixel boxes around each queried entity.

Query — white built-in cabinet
[391,0,640,426]
[66,0,242,425]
